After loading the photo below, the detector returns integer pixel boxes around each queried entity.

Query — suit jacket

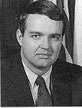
[1,53,82,106]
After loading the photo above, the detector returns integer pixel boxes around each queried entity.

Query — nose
[40,36,50,49]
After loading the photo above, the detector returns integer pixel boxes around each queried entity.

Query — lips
[36,53,52,55]
[36,53,52,58]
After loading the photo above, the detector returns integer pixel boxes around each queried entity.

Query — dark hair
[16,0,68,36]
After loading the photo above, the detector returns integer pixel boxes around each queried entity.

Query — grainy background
[1,0,32,59]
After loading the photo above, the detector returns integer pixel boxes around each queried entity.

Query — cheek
[22,37,38,55]
[22,38,32,54]
[52,42,62,54]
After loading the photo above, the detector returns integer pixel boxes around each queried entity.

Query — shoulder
[52,60,82,81]
[1,53,22,87]
[53,59,82,70]
[1,53,21,71]
[53,59,82,73]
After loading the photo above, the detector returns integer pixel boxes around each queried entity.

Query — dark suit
[1,53,82,106]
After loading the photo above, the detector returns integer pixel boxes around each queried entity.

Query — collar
[22,60,52,92]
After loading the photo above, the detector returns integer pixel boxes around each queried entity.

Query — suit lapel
[50,60,72,106]
[8,54,34,106]
[8,54,72,106]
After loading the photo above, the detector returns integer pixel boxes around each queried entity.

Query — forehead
[25,14,63,33]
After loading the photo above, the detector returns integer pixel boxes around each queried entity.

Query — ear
[16,29,23,46]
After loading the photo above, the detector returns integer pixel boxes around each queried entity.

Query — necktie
[35,76,52,106]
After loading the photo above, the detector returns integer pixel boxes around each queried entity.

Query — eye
[31,34,41,40]
[51,34,62,41]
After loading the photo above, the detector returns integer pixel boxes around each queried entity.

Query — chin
[35,62,52,69]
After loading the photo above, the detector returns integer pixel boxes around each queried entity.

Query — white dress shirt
[22,61,52,103]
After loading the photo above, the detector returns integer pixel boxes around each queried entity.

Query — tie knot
[35,76,45,87]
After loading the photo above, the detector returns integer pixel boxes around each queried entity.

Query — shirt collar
[42,66,52,92]
[22,61,37,88]
[22,59,52,91]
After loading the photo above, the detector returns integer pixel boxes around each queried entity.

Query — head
[16,0,68,75]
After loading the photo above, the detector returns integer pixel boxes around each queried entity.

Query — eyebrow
[29,31,62,37]
[29,31,44,35]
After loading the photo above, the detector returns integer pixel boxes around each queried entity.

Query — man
[1,0,82,106]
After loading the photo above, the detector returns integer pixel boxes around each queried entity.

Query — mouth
[36,53,52,59]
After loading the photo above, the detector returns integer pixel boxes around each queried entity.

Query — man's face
[17,14,63,75]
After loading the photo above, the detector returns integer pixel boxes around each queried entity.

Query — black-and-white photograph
[1,0,82,106]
